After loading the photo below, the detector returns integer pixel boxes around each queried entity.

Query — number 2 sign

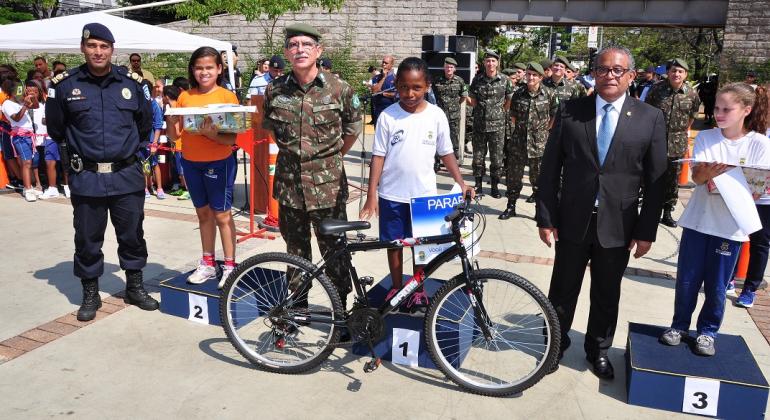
[683,377,720,417]
[188,294,209,325]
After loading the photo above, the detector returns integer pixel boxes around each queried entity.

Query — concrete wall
[161,0,458,65]
[720,0,770,71]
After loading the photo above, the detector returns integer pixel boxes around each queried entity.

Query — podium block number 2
[683,377,720,417]
[392,328,419,367]
[188,294,209,325]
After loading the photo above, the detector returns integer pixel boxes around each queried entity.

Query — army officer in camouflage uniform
[500,62,559,219]
[432,57,468,169]
[263,23,362,307]
[645,58,700,228]
[544,56,586,102]
[468,50,514,198]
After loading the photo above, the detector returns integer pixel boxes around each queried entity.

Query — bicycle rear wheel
[219,252,343,373]
[425,269,560,396]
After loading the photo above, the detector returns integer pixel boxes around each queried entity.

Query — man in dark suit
[536,46,667,379]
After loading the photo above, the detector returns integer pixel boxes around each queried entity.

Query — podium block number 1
[683,377,720,417]
[392,328,419,367]
[188,294,209,325]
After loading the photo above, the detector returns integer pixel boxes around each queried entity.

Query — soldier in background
[468,50,513,198]
[540,59,553,80]
[513,62,527,88]
[544,56,586,102]
[645,58,701,228]
[263,23,362,307]
[432,57,468,171]
[500,62,559,219]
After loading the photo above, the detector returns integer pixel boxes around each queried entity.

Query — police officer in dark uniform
[46,23,159,321]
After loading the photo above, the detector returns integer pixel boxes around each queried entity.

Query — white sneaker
[218,265,236,289]
[23,189,37,202]
[63,185,71,198]
[32,188,44,196]
[187,263,217,285]
[40,187,60,199]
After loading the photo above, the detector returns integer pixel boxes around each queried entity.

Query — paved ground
[1,124,769,419]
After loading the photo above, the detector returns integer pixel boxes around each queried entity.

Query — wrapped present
[166,104,256,134]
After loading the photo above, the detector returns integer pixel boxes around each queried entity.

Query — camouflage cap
[526,62,545,76]
[483,50,500,60]
[285,23,321,41]
[552,56,571,67]
[540,59,553,69]
[668,58,689,72]
[501,68,515,76]
[444,57,458,66]
[513,62,527,71]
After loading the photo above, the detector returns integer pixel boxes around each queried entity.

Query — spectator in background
[140,80,165,199]
[28,79,68,199]
[1,78,37,202]
[253,58,269,78]
[320,57,332,72]
[33,57,52,87]
[51,61,66,76]
[220,47,242,90]
[371,55,396,126]
[0,68,23,190]
[698,73,718,125]
[26,80,46,197]
[26,69,43,83]
[129,53,156,84]
[153,79,165,107]
[162,85,189,200]
[746,71,758,90]
[635,66,657,101]
[248,55,284,97]
[172,77,190,91]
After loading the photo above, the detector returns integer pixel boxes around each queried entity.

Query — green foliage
[472,26,551,69]
[174,0,345,23]
[0,6,34,24]
[6,0,59,19]
[139,53,191,81]
[720,54,770,84]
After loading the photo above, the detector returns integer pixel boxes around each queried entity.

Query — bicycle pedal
[359,276,374,286]
[363,358,381,373]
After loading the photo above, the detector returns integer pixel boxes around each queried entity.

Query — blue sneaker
[725,280,736,297]
[737,290,755,308]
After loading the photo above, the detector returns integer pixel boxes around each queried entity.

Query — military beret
[269,55,285,70]
[513,62,527,71]
[527,62,545,76]
[668,58,689,71]
[82,23,114,44]
[566,61,577,72]
[552,56,571,67]
[540,59,553,69]
[444,57,458,66]
[501,68,515,76]
[285,23,321,41]
[483,50,500,60]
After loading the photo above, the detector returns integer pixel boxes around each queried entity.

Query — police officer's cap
[501,68,515,76]
[285,23,321,41]
[553,56,571,68]
[513,62,527,71]
[540,59,553,69]
[527,62,545,76]
[483,50,500,60]
[82,23,115,44]
[320,57,332,69]
[668,58,689,72]
[444,57,458,66]
[270,55,286,70]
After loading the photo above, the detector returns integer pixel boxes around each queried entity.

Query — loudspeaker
[422,52,473,68]
[422,35,446,52]
[448,36,477,53]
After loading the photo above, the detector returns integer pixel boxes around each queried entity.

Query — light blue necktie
[597,103,615,167]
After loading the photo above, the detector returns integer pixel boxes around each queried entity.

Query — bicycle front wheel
[219,252,343,374]
[425,269,560,396]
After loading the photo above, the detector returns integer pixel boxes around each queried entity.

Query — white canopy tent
[0,11,236,86]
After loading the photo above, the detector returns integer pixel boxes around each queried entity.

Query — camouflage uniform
[263,71,362,296]
[432,74,468,158]
[469,72,514,179]
[544,76,585,103]
[645,80,700,211]
[506,85,559,199]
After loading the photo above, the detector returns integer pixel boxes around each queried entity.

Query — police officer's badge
[322,95,331,105]
[122,88,132,100]
[72,88,81,96]
[83,29,90,39]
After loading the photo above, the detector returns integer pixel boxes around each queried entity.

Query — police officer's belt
[81,156,138,173]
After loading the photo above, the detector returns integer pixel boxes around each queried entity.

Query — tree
[8,0,59,20]
[0,6,34,24]
[174,0,346,57]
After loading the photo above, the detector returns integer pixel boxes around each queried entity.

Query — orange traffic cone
[679,133,694,187]
[0,152,9,188]
[258,137,280,232]
[734,242,751,281]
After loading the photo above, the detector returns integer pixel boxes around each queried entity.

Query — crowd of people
[3,21,770,384]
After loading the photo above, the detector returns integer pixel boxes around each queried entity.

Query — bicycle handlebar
[444,191,474,222]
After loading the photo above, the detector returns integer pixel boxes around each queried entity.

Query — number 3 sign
[683,377,720,417]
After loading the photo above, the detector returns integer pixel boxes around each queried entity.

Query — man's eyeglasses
[595,66,631,78]
[382,61,392,65]
[286,41,318,51]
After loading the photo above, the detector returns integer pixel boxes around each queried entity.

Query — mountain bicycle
[219,194,560,396]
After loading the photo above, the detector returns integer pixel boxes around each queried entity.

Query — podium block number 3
[683,377,720,417]
[188,294,209,325]
[392,328,419,367]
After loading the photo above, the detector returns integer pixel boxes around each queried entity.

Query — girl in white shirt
[1,78,37,201]
[660,83,770,356]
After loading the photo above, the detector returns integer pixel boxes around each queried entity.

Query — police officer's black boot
[77,278,102,322]
[474,177,483,196]
[124,270,159,311]
[498,198,517,220]
[660,209,678,228]
[490,177,501,199]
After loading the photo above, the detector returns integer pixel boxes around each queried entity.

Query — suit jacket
[536,94,667,248]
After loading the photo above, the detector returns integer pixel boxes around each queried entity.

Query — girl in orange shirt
[166,47,239,288]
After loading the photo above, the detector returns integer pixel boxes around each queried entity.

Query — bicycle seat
[318,219,371,235]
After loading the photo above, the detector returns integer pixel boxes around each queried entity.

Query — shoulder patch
[50,71,69,85]
[126,71,144,84]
